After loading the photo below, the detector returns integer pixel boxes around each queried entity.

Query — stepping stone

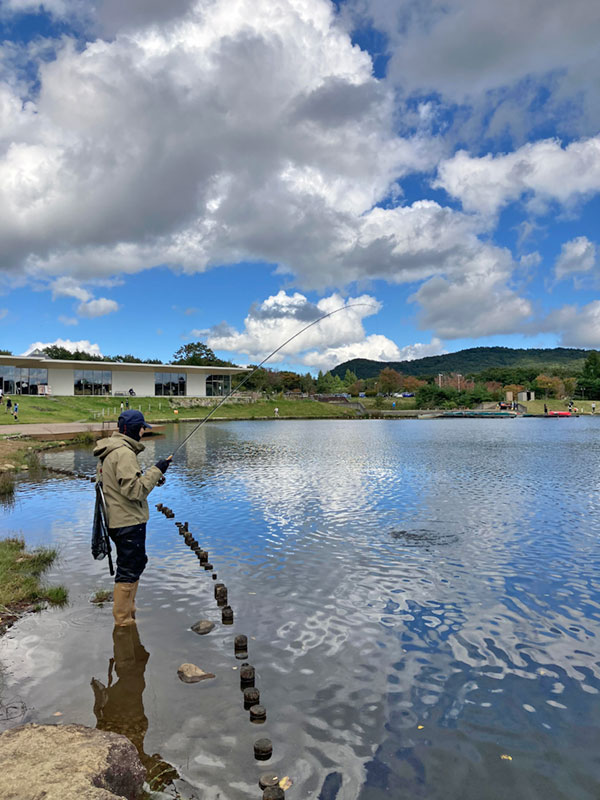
[177,663,216,683]
[191,619,215,635]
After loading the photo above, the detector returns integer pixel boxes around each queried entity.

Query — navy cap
[118,409,152,430]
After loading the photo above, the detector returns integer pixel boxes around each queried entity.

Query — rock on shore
[0,723,146,800]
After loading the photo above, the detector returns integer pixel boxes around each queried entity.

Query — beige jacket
[94,433,162,528]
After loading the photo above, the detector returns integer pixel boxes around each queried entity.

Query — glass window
[29,368,48,395]
[73,369,111,396]
[206,374,230,396]
[92,370,101,395]
[0,365,15,395]
[74,369,84,395]
[103,371,112,395]
[0,365,49,395]
[154,372,186,396]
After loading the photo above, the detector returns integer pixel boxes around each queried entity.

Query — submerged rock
[177,663,216,683]
[191,619,215,635]
[0,722,145,800]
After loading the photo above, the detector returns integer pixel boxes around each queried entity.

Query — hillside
[331,347,590,380]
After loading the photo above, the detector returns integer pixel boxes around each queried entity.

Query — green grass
[0,538,68,610]
[523,398,597,414]
[1,395,154,424]
[91,589,113,604]
[356,397,416,410]
[176,399,358,420]
[0,471,15,497]
[4,395,358,424]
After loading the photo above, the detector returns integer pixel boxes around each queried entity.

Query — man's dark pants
[109,523,148,583]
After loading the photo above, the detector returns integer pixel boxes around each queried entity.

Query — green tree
[43,346,103,361]
[301,372,316,393]
[403,375,427,393]
[0,349,11,355]
[563,377,577,396]
[348,379,365,396]
[316,371,336,393]
[577,351,600,399]
[343,369,358,387]
[582,351,600,380]
[172,342,234,366]
[377,367,403,395]
[331,374,346,393]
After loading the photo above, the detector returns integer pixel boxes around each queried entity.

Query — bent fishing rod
[168,303,375,460]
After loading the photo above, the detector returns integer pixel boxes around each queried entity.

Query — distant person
[120,401,124,412]
[125,399,130,410]
[544,403,548,415]
[0,387,3,403]
[274,407,279,417]
[5,397,11,414]
[13,401,18,421]
[592,402,596,414]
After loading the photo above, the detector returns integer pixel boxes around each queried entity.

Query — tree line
[8,341,600,401]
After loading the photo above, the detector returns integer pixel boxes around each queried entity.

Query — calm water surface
[1,419,599,799]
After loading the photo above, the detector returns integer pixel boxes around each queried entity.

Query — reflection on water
[91,624,179,791]
[0,419,599,799]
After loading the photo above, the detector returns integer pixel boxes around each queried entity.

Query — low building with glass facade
[0,355,248,398]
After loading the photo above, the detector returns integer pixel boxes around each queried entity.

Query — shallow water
[1,419,600,799]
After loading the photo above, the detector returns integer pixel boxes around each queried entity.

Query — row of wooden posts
[155,502,285,800]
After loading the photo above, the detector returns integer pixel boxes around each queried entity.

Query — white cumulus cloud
[200,290,446,372]
[301,336,446,372]
[76,298,119,318]
[554,236,596,281]
[341,0,600,141]
[201,291,381,363]
[50,277,92,302]
[541,301,600,348]
[23,338,103,356]
[435,136,600,216]
[410,257,533,340]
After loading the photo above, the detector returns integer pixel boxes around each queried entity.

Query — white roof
[0,354,248,374]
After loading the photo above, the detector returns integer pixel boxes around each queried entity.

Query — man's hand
[155,455,172,474]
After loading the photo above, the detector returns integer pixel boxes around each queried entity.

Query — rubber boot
[113,582,136,626]
[130,580,139,619]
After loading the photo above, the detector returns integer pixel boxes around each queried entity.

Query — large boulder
[0,723,146,800]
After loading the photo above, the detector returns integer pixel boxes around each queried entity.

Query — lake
[1,419,599,799]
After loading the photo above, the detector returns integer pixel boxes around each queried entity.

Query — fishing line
[168,302,376,458]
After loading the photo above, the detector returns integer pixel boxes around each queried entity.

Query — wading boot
[130,580,139,619]
[113,582,136,626]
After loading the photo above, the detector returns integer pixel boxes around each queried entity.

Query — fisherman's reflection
[91,624,178,791]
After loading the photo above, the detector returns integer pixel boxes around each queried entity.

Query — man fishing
[94,410,171,626]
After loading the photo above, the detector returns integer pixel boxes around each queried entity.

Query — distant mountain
[331,347,590,380]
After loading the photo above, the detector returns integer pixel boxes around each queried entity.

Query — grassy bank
[523,398,596,414]
[0,538,68,633]
[1,395,358,424]
[0,439,66,472]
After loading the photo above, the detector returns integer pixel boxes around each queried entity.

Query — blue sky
[0,0,599,372]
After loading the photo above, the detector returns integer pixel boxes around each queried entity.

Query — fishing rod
[168,303,376,459]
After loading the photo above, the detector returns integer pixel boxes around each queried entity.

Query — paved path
[0,421,118,436]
